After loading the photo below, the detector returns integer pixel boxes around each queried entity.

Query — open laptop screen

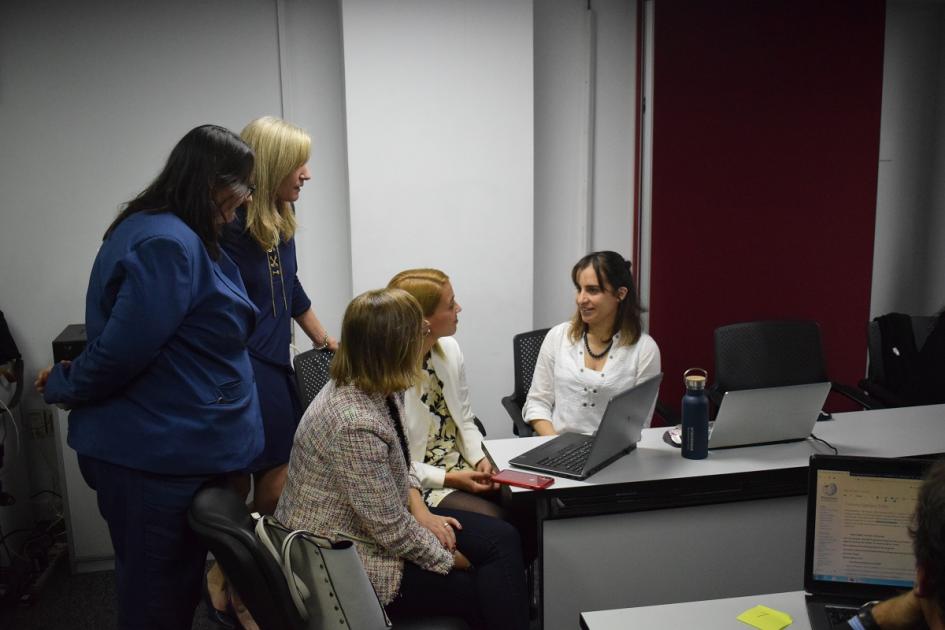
[808,458,924,592]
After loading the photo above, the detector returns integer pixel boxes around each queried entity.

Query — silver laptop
[708,382,831,449]
[509,374,662,480]
[804,454,929,629]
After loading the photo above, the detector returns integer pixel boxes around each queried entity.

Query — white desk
[484,404,945,630]
[580,591,810,630]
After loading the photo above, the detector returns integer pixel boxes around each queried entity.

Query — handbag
[255,514,392,630]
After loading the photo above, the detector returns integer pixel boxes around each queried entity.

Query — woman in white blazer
[388,269,503,518]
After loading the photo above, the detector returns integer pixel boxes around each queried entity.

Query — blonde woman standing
[211,116,336,623]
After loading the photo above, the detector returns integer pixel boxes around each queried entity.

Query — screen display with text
[812,469,920,588]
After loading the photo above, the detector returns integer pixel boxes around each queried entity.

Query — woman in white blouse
[523,251,661,435]
[388,269,503,518]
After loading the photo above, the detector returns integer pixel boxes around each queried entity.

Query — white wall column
[341,0,534,435]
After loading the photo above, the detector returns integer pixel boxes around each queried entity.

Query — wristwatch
[854,600,881,630]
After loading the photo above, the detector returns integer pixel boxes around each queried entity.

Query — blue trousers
[386,507,529,630]
[78,455,215,630]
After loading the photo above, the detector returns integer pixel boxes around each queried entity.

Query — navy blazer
[44,212,264,475]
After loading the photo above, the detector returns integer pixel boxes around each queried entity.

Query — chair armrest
[654,401,679,427]
[831,381,883,410]
[472,416,487,437]
[501,395,534,437]
[856,379,903,408]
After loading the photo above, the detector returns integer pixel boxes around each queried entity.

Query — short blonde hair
[240,116,311,250]
[330,289,424,394]
[387,268,449,316]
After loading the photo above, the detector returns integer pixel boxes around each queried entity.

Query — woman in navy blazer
[36,125,264,630]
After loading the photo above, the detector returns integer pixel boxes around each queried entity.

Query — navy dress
[221,208,312,472]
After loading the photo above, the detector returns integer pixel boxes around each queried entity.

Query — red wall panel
[648,0,885,417]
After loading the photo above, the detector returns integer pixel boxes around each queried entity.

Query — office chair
[501,328,550,437]
[293,347,486,436]
[188,485,306,630]
[859,313,939,407]
[188,485,470,630]
[293,348,334,410]
[709,320,874,411]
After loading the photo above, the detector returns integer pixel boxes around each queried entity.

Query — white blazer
[403,336,486,489]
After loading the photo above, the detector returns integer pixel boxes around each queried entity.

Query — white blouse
[522,321,661,435]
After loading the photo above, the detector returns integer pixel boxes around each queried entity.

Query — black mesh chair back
[501,328,550,436]
[188,485,305,630]
[711,319,874,411]
[713,320,828,393]
[293,348,335,410]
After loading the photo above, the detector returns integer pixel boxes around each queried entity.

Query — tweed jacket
[403,337,486,488]
[275,381,454,605]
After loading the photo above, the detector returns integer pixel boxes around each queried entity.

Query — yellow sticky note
[736,604,793,630]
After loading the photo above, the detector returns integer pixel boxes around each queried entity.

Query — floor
[0,559,220,630]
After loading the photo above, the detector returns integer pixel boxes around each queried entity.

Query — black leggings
[386,508,529,630]
[437,489,507,519]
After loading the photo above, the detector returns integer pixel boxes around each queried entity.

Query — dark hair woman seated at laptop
[523,250,661,436]
[274,288,528,629]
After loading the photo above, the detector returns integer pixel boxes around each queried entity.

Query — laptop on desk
[707,382,831,449]
[804,454,931,629]
[509,373,662,480]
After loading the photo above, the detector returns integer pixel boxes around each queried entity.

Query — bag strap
[254,516,315,621]
[253,514,281,563]
[281,530,317,621]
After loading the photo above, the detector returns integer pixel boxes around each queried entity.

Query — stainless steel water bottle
[681,368,709,459]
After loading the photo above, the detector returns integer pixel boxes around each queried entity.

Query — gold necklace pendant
[267,248,282,276]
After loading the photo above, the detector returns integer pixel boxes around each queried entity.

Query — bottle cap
[683,367,708,390]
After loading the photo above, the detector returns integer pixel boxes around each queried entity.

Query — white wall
[341,0,534,436]
[871,0,945,318]
[533,0,639,329]
[928,5,945,315]
[279,0,353,344]
[589,0,639,255]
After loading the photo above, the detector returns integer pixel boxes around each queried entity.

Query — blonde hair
[240,116,311,250]
[388,268,450,357]
[387,268,449,316]
[330,289,424,394]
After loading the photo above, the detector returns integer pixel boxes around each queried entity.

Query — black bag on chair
[915,311,945,404]
[255,514,391,630]
[876,313,922,403]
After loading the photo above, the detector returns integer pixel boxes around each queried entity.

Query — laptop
[804,454,931,629]
[707,382,831,449]
[509,373,662,480]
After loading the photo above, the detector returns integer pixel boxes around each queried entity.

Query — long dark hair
[569,250,644,346]
[105,124,254,259]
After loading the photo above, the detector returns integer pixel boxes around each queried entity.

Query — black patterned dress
[419,353,474,507]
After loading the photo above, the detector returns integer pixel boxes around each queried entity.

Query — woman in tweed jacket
[275,288,528,629]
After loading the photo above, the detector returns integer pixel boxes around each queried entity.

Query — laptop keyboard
[538,440,593,474]
[824,604,857,628]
